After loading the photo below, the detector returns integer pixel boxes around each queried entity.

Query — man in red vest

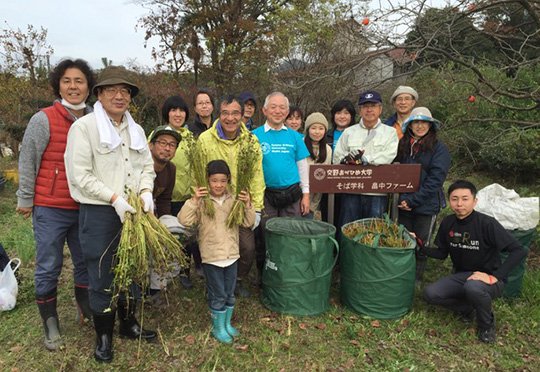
[16,58,95,351]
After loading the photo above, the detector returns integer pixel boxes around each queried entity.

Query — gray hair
[263,92,290,109]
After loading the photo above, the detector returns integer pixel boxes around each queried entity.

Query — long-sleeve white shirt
[64,112,155,205]
[332,119,399,166]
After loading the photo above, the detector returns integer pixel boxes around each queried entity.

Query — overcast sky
[1,0,158,69]
[2,0,448,71]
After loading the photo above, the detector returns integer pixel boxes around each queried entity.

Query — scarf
[93,101,146,151]
[409,136,426,157]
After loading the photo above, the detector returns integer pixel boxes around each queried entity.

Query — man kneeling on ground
[419,180,527,343]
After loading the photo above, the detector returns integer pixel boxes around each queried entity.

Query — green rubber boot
[225,306,240,337]
[210,309,232,343]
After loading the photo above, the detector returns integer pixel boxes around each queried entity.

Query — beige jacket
[178,191,256,263]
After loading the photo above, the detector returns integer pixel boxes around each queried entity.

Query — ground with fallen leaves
[1,170,539,372]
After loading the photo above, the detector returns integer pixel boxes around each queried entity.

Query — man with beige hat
[383,85,418,139]
[65,66,156,363]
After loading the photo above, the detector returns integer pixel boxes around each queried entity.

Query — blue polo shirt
[253,123,310,188]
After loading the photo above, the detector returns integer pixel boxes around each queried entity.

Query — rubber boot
[118,300,157,342]
[210,309,232,343]
[179,268,194,290]
[74,285,93,325]
[93,310,115,363]
[224,306,240,337]
[36,289,63,351]
[234,279,250,298]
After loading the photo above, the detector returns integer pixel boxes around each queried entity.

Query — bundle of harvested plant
[110,190,188,304]
[191,143,215,218]
[226,132,259,228]
[342,216,409,248]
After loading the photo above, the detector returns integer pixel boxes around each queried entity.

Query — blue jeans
[33,206,87,296]
[339,194,387,226]
[203,261,237,311]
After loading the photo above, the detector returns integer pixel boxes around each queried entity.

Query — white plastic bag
[0,258,20,311]
[475,184,540,230]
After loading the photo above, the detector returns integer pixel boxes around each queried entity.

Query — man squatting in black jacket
[419,180,528,343]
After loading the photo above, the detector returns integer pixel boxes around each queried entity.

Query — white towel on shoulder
[93,101,146,151]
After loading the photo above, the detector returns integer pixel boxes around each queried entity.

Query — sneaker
[149,290,167,308]
[195,266,205,278]
[478,323,496,343]
[234,280,250,298]
[179,275,194,290]
[459,309,476,323]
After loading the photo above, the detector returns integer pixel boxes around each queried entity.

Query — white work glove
[112,196,136,222]
[140,192,155,213]
[252,211,261,231]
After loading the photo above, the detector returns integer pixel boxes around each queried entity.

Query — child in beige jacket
[179,160,255,343]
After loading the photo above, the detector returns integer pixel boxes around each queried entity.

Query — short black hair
[330,99,356,129]
[448,180,477,198]
[162,95,190,124]
[193,89,215,107]
[286,105,303,121]
[50,58,95,101]
[218,95,244,116]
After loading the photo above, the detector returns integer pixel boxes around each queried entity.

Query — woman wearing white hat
[395,107,450,283]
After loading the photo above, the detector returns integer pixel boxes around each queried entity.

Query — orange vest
[34,102,79,210]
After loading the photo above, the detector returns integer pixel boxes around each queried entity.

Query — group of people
[15,59,527,362]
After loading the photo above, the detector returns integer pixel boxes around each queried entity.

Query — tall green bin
[262,218,339,316]
[340,219,416,319]
[501,228,536,299]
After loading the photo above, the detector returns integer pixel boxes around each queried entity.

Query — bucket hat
[401,107,440,132]
[93,66,139,97]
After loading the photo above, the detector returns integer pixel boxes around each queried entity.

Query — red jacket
[34,102,78,210]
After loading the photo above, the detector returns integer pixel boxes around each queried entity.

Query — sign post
[309,164,421,224]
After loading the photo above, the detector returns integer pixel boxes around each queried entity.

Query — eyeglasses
[103,87,131,98]
[395,96,414,103]
[155,139,178,149]
[220,111,242,118]
[196,101,212,106]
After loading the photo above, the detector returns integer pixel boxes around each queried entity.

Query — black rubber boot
[93,310,115,363]
[179,268,194,290]
[118,300,157,342]
[36,289,63,351]
[74,285,93,325]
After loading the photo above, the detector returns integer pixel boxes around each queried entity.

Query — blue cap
[238,91,256,106]
[358,90,382,105]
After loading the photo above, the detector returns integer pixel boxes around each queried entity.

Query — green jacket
[196,120,265,211]
[149,127,195,202]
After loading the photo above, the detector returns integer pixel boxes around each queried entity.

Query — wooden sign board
[309,164,421,194]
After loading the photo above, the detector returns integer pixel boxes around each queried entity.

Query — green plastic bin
[262,218,339,316]
[501,228,536,299]
[340,218,416,319]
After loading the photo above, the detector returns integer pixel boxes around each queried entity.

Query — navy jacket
[397,140,450,216]
[383,113,397,127]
